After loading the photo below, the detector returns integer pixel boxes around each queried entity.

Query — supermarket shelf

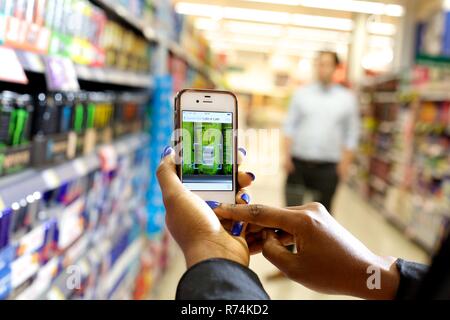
[91,0,221,86]
[373,92,398,104]
[348,182,435,255]
[93,0,150,37]
[15,49,153,88]
[0,133,149,210]
[75,65,153,88]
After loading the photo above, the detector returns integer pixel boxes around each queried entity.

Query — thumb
[156,146,185,199]
[262,230,298,277]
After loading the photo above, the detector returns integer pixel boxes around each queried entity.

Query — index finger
[214,204,299,234]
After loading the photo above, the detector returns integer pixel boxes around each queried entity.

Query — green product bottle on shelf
[199,122,222,175]
[223,123,233,175]
[0,91,16,149]
[10,99,30,146]
[182,121,194,175]
[86,95,96,129]
[73,92,86,133]
[13,94,34,145]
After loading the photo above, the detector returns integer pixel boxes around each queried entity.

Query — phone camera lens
[196,100,199,103]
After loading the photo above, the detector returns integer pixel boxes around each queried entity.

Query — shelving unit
[350,72,450,255]
[14,49,153,88]
[0,0,222,300]
[90,0,221,87]
[0,133,148,211]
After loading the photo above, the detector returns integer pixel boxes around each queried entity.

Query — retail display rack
[0,0,222,300]
[90,0,222,87]
[350,65,450,255]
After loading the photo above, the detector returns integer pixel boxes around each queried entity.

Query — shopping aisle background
[153,145,429,300]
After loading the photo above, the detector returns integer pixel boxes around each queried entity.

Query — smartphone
[174,89,238,204]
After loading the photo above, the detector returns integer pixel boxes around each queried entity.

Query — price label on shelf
[42,169,60,189]
[0,46,28,84]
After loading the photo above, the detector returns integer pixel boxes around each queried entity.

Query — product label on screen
[181,111,234,191]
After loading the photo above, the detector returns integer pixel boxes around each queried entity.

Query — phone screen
[181,110,234,191]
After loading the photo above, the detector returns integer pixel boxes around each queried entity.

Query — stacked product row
[0,143,169,300]
[0,0,152,72]
[350,74,450,253]
[0,90,148,176]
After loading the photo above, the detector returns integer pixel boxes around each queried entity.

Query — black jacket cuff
[395,258,429,300]
[176,258,270,300]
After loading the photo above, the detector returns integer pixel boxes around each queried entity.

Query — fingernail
[241,193,250,204]
[161,146,173,159]
[238,147,247,156]
[246,172,256,181]
[231,221,244,236]
[205,201,220,209]
[262,230,267,240]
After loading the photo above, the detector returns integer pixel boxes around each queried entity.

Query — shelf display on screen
[181,111,233,191]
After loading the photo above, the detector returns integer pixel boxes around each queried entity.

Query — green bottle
[86,93,96,129]
[182,121,194,175]
[73,92,86,133]
[223,123,233,175]
[14,94,34,145]
[11,95,31,146]
[0,91,16,149]
[199,122,222,175]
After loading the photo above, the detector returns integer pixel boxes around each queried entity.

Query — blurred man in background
[283,51,360,212]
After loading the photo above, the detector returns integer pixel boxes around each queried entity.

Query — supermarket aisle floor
[153,173,429,300]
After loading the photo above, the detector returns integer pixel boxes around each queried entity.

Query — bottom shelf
[347,183,437,256]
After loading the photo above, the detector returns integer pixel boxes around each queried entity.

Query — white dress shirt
[283,82,360,163]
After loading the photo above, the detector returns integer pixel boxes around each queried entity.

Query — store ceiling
[174,0,406,84]
[173,0,405,57]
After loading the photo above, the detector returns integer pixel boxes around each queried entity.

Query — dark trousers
[285,158,339,211]
[285,158,339,253]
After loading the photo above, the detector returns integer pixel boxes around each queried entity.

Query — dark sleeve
[395,258,429,300]
[176,258,270,300]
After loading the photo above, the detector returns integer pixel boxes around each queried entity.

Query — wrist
[184,241,249,269]
[359,255,400,300]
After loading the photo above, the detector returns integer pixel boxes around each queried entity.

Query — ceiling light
[384,4,404,17]
[445,0,450,10]
[300,0,383,14]
[225,21,285,37]
[175,3,223,19]
[367,22,396,36]
[368,35,393,47]
[291,14,353,31]
[299,0,403,17]
[286,27,350,42]
[176,2,353,31]
[223,7,289,24]
[195,18,220,31]
[244,0,302,5]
